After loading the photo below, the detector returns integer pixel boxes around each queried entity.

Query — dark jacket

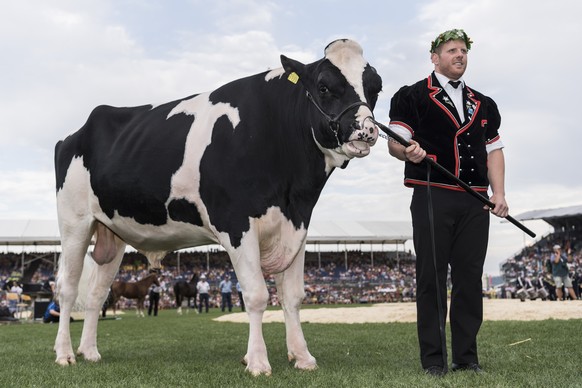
[389,72,501,191]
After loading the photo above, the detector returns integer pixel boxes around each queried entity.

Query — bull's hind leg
[275,244,317,371]
[77,228,126,362]
[54,219,94,366]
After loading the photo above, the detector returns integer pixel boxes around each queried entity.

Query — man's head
[553,244,561,252]
[430,29,472,80]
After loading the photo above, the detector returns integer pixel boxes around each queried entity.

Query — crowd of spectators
[1,249,417,312]
[3,228,580,313]
[499,230,581,301]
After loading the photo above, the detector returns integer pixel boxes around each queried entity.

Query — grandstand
[0,219,413,283]
[2,205,581,306]
[501,204,582,299]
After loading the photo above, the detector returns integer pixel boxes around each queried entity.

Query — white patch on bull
[57,156,93,235]
[164,92,241,244]
[324,40,368,103]
[265,67,285,82]
[92,207,218,254]
[220,206,307,275]
[324,41,378,159]
[309,127,349,174]
[168,93,239,203]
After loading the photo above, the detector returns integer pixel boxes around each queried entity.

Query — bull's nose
[363,119,378,136]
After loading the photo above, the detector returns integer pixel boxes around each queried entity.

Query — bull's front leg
[243,287,271,376]
[230,246,272,376]
[275,246,317,371]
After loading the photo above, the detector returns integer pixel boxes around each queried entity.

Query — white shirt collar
[434,71,464,89]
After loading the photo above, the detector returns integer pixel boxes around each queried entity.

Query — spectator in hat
[197,274,210,313]
[550,245,578,300]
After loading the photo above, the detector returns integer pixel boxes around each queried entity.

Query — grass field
[2,305,581,387]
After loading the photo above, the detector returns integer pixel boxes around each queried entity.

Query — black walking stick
[371,119,536,238]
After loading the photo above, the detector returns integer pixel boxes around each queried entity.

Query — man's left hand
[487,193,508,218]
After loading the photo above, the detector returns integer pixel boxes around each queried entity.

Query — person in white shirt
[196,274,210,313]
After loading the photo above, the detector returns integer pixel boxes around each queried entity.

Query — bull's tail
[55,252,96,314]
[73,253,98,313]
[174,283,181,307]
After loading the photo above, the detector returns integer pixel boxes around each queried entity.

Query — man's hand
[404,140,426,163]
[487,192,508,218]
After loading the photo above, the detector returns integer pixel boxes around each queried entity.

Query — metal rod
[372,119,536,238]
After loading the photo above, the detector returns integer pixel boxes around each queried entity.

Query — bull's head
[281,39,382,167]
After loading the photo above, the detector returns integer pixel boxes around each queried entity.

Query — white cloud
[0,0,580,275]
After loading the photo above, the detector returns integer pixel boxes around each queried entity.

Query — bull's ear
[280,55,305,77]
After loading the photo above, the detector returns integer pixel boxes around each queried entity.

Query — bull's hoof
[77,348,101,362]
[246,366,272,377]
[242,355,272,376]
[288,353,318,371]
[55,355,76,366]
[295,361,318,371]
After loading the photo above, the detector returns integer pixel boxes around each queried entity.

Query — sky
[1,0,580,275]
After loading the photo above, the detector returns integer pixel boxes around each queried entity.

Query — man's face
[432,39,468,80]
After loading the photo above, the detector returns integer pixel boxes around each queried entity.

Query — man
[148,280,163,316]
[387,29,509,376]
[218,275,233,312]
[43,299,73,323]
[549,245,577,301]
[196,274,210,313]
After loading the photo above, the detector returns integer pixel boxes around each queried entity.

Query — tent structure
[0,219,412,247]
[0,220,61,246]
[512,204,582,230]
[0,219,413,273]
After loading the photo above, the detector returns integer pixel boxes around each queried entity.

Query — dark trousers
[199,293,209,313]
[43,315,59,323]
[238,291,245,311]
[221,292,232,312]
[411,187,489,369]
[148,292,160,316]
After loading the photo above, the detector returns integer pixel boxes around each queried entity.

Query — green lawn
[2,306,581,387]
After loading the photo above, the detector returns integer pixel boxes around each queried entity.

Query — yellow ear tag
[287,72,299,84]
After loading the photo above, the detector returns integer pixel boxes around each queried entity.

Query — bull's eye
[318,85,329,95]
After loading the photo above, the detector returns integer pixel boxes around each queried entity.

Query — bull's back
[56,99,197,225]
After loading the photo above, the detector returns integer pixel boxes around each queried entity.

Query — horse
[110,273,159,317]
[173,273,198,315]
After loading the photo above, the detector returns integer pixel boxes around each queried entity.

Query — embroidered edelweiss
[465,100,476,117]
[443,95,455,108]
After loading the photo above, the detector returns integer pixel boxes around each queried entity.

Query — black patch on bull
[199,74,329,248]
[168,198,203,226]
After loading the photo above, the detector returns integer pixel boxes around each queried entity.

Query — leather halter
[305,90,373,147]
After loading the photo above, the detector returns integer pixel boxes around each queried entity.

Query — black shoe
[424,365,447,377]
[451,363,484,373]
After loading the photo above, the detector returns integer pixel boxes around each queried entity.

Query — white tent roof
[513,204,582,221]
[0,220,61,246]
[0,219,412,247]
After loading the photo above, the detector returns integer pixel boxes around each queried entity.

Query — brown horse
[110,273,159,317]
[173,273,198,315]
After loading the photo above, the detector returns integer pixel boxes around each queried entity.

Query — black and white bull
[53,39,382,375]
